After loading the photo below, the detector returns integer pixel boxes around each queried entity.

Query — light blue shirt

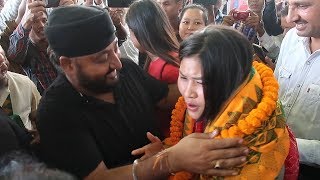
[275,28,320,167]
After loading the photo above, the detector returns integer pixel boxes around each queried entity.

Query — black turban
[45,5,116,57]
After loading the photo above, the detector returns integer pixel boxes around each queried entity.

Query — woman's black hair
[179,25,253,122]
[126,0,180,69]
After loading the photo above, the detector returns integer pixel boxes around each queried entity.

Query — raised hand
[109,8,125,27]
[21,0,46,30]
[244,11,260,28]
[131,132,164,160]
[222,8,237,26]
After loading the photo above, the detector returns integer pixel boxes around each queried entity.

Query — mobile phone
[45,0,60,8]
[232,11,250,21]
[108,0,133,7]
[252,43,267,64]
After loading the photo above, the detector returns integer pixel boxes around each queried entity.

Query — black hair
[125,0,180,69]
[47,46,64,74]
[179,3,209,25]
[179,25,253,122]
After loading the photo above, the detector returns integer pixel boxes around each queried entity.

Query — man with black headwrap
[37,5,249,179]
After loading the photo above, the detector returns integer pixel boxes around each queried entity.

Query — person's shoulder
[121,57,139,67]
[7,71,35,88]
[7,71,30,81]
[286,28,298,38]
[40,74,80,107]
[284,28,302,42]
[120,57,143,74]
[280,28,299,48]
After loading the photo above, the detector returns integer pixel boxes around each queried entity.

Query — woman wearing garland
[134,25,293,179]
[169,25,291,179]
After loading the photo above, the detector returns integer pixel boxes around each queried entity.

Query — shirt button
[307,61,311,65]
[297,84,301,87]
[287,104,292,107]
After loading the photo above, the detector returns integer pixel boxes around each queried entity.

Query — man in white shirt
[0,45,41,131]
[274,0,320,177]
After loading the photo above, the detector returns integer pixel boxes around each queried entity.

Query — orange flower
[221,129,230,138]
[229,126,244,137]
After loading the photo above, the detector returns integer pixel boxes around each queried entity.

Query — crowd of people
[0,0,319,179]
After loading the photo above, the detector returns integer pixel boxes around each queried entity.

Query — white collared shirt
[275,28,320,166]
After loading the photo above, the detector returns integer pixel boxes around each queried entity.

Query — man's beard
[76,65,119,94]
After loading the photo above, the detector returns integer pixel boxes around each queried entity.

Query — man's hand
[245,10,265,36]
[109,8,125,27]
[131,132,164,160]
[222,9,236,26]
[167,132,248,176]
[21,0,46,30]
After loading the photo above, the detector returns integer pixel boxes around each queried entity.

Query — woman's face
[247,0,264,13]
[178,55,205,120]
[179,8,206,40]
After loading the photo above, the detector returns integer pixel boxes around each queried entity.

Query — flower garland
[164,62,279,180]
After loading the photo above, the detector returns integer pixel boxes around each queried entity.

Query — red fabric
[148,57,179,84]
[284,125,300,180]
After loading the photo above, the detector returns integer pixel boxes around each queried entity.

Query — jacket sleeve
[262,0,283,36]
[7,23,30,64]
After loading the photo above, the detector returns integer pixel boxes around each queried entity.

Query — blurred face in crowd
[247,0,265,13]
[287,0,320,38]
[179,8,206,40]
[30,12,48,48]
[178,55,205,120]
[66,39,122,94]
[157,0,182,21]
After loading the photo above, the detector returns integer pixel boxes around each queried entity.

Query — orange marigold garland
[219,61,279,138]
[164,62,279,179]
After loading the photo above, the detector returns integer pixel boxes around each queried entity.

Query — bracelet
[153,149,175,175]
[132,159,139,180]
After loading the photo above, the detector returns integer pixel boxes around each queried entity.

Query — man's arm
[85,133,248,180]
[262,0,283,36]
[7,0,46,64]
[7,23,30,64]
